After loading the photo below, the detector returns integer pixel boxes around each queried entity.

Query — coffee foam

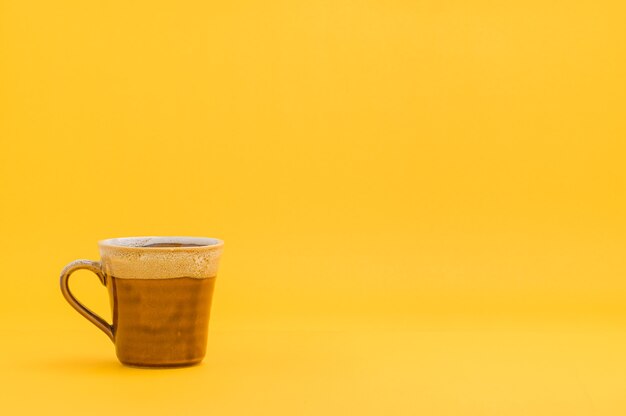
[99,237,223,279]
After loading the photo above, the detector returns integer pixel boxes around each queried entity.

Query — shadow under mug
[60,236,223,368]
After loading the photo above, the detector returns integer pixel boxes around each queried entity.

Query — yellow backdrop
[1,0,625,414]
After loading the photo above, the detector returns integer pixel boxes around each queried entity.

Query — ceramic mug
[60,236,224,367]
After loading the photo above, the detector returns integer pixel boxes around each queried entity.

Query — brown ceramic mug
[60,236,224,368]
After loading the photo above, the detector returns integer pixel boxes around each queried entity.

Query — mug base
[119,359,203,369]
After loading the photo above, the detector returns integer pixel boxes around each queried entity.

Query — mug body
[100,237,223,367]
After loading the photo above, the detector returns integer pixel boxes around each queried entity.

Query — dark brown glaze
[108,276,216,367]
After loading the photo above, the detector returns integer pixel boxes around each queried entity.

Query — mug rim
[98,236,224,250]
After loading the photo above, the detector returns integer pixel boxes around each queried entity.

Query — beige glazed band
[99,236,224,280]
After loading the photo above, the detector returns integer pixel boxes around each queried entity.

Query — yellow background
[1,0,626,414]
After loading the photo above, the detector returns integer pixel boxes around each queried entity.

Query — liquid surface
[141,243,208,248]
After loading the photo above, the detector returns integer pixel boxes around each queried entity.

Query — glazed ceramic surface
[60,237,223,367]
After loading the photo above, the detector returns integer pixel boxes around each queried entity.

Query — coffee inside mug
[101,236,221,248]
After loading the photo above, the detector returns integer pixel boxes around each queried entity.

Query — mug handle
[60,259,114,342]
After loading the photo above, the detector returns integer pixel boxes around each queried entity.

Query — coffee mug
[60,236,223,367]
